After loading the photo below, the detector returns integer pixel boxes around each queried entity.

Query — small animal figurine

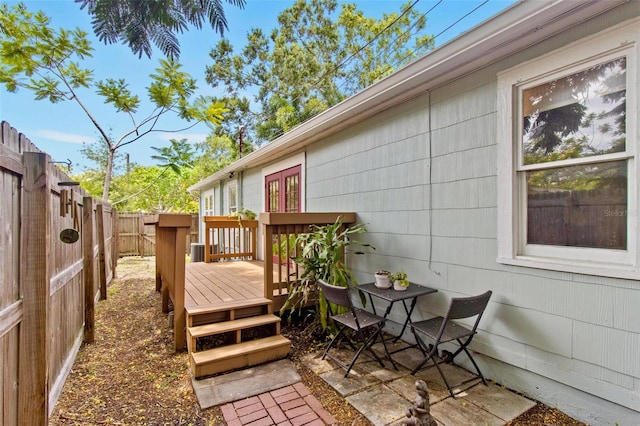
[401,380,437,426]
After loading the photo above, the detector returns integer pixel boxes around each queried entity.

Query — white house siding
[301,6,639,424]
[240,169,264,258]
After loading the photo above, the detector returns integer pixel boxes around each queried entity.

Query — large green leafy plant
[282,216,371,331]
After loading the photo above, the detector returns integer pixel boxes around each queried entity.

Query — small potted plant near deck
[229,207,256,226]
[390,271,409,291]
[374,270,391,289]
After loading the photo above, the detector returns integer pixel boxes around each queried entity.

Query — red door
[266,165,301,264]
[265,165,301,213]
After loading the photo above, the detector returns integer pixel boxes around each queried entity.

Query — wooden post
[144,214,190,351]
[173,226,187,350]
[111,207,118,278]
[82,197,95,343]
[96,203,107,300]
[19,152,49,425]
[138,215,145,257]
[263,222,274,302]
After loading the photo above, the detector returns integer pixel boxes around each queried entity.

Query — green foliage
[75,0,246,59]
[110,165,199,212]
[205,0,434,144]
[282,216,372,332]
[0,3,227,202]
[151,138,195,175]
[390,271,409,287]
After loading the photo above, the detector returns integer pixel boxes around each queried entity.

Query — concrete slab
[308,348,540,426]
[462,382,536,422]
[431,396,504,426]
[346,385,410,426]
[319,366,381,397]
[191,359,300,408]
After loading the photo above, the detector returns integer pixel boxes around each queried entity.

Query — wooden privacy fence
[118,212,199,257]
[0,121,117,425]
[528,188,627,249]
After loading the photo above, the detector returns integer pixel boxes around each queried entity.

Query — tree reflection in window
[522,58,626,164]
[521,57,628,250]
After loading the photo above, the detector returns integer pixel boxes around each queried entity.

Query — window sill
[497,255,639,280]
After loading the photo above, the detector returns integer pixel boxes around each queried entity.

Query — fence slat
[18,152,49,424]
[83,197,95,343]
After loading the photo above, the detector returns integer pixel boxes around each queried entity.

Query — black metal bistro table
[357,282,437,343]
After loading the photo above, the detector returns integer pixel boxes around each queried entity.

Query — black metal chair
[318,279,397,377]
[410,290,492,397]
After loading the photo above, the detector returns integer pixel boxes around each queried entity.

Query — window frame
[227,179,238,214]
[202,190,215,216]
[262,153,305,213]
[496,19,639,279]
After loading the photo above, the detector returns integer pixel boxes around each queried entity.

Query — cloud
[35,130,96,144]
[157,132,210,144]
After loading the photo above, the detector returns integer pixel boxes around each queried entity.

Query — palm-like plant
[76,0,246,59]
[282,216,372,331]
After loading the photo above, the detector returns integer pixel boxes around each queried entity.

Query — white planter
[375,274,391,289]
[394,280,408,291]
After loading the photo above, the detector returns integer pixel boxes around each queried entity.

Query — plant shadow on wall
[280,216,373,336]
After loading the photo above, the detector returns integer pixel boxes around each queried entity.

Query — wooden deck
[185,260,266,310]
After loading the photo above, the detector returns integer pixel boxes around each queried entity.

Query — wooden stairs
[186,297,291,379]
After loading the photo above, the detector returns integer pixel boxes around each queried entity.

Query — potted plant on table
[390,271,409,291]
[374,270,391,289]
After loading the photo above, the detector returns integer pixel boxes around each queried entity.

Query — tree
[205,0,434,145]
[0,3,227,202]
[110,138,197,209]
[76,0,246,59]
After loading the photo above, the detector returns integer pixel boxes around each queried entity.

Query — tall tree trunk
[102,148,115,202]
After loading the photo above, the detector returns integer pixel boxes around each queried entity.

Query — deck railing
[203,216,258,262]
[145,212,357,350]
[260,212,356,312]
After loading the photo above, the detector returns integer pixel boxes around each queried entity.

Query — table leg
[394,298,418,342]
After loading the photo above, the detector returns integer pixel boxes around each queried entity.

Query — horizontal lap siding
[306,94,431,280]
[301,16,640,415]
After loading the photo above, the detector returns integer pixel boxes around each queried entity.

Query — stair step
[186,297,273,327]
[191,335,291,378]
[186,297,272,316]
[188,314,281,339]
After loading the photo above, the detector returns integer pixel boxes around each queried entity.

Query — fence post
[96,203,107,300]
[82,197,95,343]
[112,207,118,277]
[19,152,49,425]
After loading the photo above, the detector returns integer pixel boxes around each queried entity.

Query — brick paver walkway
[220,382,338,426]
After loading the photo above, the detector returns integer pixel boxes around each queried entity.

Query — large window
[497,20,638,278]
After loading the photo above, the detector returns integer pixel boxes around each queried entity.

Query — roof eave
[189,0,628,192]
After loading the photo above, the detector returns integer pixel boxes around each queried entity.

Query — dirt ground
[49,257,586,425]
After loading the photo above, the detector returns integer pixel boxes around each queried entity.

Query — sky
[0,0,517,173]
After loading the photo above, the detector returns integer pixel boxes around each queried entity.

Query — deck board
[185,260,265,310]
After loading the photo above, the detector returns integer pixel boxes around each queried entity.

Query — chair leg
[378,328,398,371]
[410,332,438,374]
[322,326,345,361]
[344,326,389,376]
[457,338,488,386]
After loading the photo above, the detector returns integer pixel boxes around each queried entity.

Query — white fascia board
[189,0,628,192]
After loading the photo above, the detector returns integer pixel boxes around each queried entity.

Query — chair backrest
[317,279,353,311]
[445,290,492,330]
